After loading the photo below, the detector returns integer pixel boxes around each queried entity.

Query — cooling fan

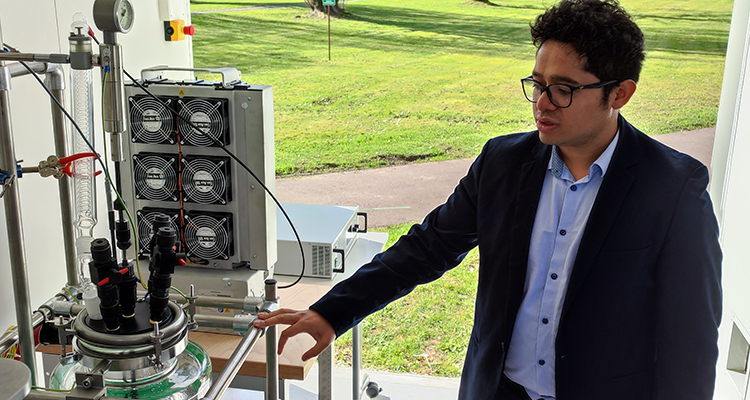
[184,212,233,260]
[177,97,229,147]
[136,208,181,255]
[133,153,179,202]
[181,155,232,205]
[128,95,176,144]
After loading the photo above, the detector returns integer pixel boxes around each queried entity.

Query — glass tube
[70,14,97,283]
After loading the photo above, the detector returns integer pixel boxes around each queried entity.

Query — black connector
[149,227,178,323]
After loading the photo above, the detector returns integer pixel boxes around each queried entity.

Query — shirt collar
[548,129,620,179]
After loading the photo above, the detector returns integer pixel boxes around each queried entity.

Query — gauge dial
[93,0,135,34]
[116,0,134,33]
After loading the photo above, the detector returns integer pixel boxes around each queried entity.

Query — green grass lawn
[191,0,732,176]
[191,0,733,377]
[333,223,479,376]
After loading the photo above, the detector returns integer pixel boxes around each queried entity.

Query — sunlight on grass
[333,223,479,377]
[191,0,732,176]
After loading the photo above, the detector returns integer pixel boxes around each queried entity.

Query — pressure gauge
[93,0,135,34]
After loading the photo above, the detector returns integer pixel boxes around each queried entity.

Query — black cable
[119,69,307,289]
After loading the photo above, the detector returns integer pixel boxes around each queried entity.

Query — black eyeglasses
[520,76,620,108]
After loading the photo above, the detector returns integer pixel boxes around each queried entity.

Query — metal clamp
[149,322,165,369]
[54,316,72,358]
[68,371,106,400]
[0,174,14,198]
[186,284,198,331]
[36,153,100,179]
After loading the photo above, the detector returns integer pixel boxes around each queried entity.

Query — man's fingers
[277,324,304,354]
[256,308,297,320]
[254,309,303,327]
[302,340,331,361]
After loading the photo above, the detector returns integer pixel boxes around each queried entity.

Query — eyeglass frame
[520,76,621,108]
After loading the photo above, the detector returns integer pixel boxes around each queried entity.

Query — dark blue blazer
[311,116,722,400]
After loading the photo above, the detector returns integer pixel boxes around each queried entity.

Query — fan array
[128,94,234,260]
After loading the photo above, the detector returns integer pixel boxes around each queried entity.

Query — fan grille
[182,156,231,205]
[311,245,332,277]
[184,213,233,260]
[133,153,178,202]
[129,96,176,144]
[177,97,229,147]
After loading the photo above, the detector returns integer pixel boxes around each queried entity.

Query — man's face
[531,40,619,156]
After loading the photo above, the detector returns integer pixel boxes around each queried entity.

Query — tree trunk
[306,0,344,17]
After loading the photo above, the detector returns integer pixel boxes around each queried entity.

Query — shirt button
[538,359,545,365]
[550,273,558,280]
[559,229,567,236]
[542,318,549,324]
[570,185,577,191]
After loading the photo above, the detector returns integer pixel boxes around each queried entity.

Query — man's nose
[536,89,557,111]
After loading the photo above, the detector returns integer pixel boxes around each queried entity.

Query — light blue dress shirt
[503,132,620,400]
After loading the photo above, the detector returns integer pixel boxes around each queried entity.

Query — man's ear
[611,79,637,110]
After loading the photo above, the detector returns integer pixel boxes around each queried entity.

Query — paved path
[276,128,716,228]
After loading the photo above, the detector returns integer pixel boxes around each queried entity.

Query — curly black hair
[531,0,645,87]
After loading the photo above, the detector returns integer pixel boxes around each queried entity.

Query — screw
[81,376,94,389]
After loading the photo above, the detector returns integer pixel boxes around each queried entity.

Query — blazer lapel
[507,139,551,321]
[561,117,639,319]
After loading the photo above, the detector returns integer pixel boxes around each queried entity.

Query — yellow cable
[32,386,75,393]
[170,286,188,302]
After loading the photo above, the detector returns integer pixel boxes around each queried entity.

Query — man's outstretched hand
[253,308,336,361]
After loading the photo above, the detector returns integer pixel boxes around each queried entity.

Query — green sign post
[323,0,335,60]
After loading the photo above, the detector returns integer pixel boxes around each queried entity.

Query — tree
[305,0,346,17]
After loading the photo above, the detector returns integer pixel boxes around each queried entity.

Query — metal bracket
[54,316,73,358]
[186,284,198,331]
[67,372,106,400]
[140,65,242,88]
[149,322,164,369]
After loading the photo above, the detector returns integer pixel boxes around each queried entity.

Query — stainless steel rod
[0,79,36,385]
[353,324,363,400]
[0,310,48,356]
[200,327,262,400]
[0,53,69,64]
[169,293,263,312]
[264,280,279,400]
[193,314,235,330]
[266,325,279,400]
[6,62,46,77]
[48,80,78,287]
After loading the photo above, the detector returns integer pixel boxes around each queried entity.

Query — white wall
[713,0,750,398]
[0,0,193,333]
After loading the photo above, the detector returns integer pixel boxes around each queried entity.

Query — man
[254,1,722,399]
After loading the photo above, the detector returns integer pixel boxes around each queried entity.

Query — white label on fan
[146,168,166,189]
[143,109,162,132]
[191,112,211,133]
[194,170,214,193]
[197,227,216,248]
